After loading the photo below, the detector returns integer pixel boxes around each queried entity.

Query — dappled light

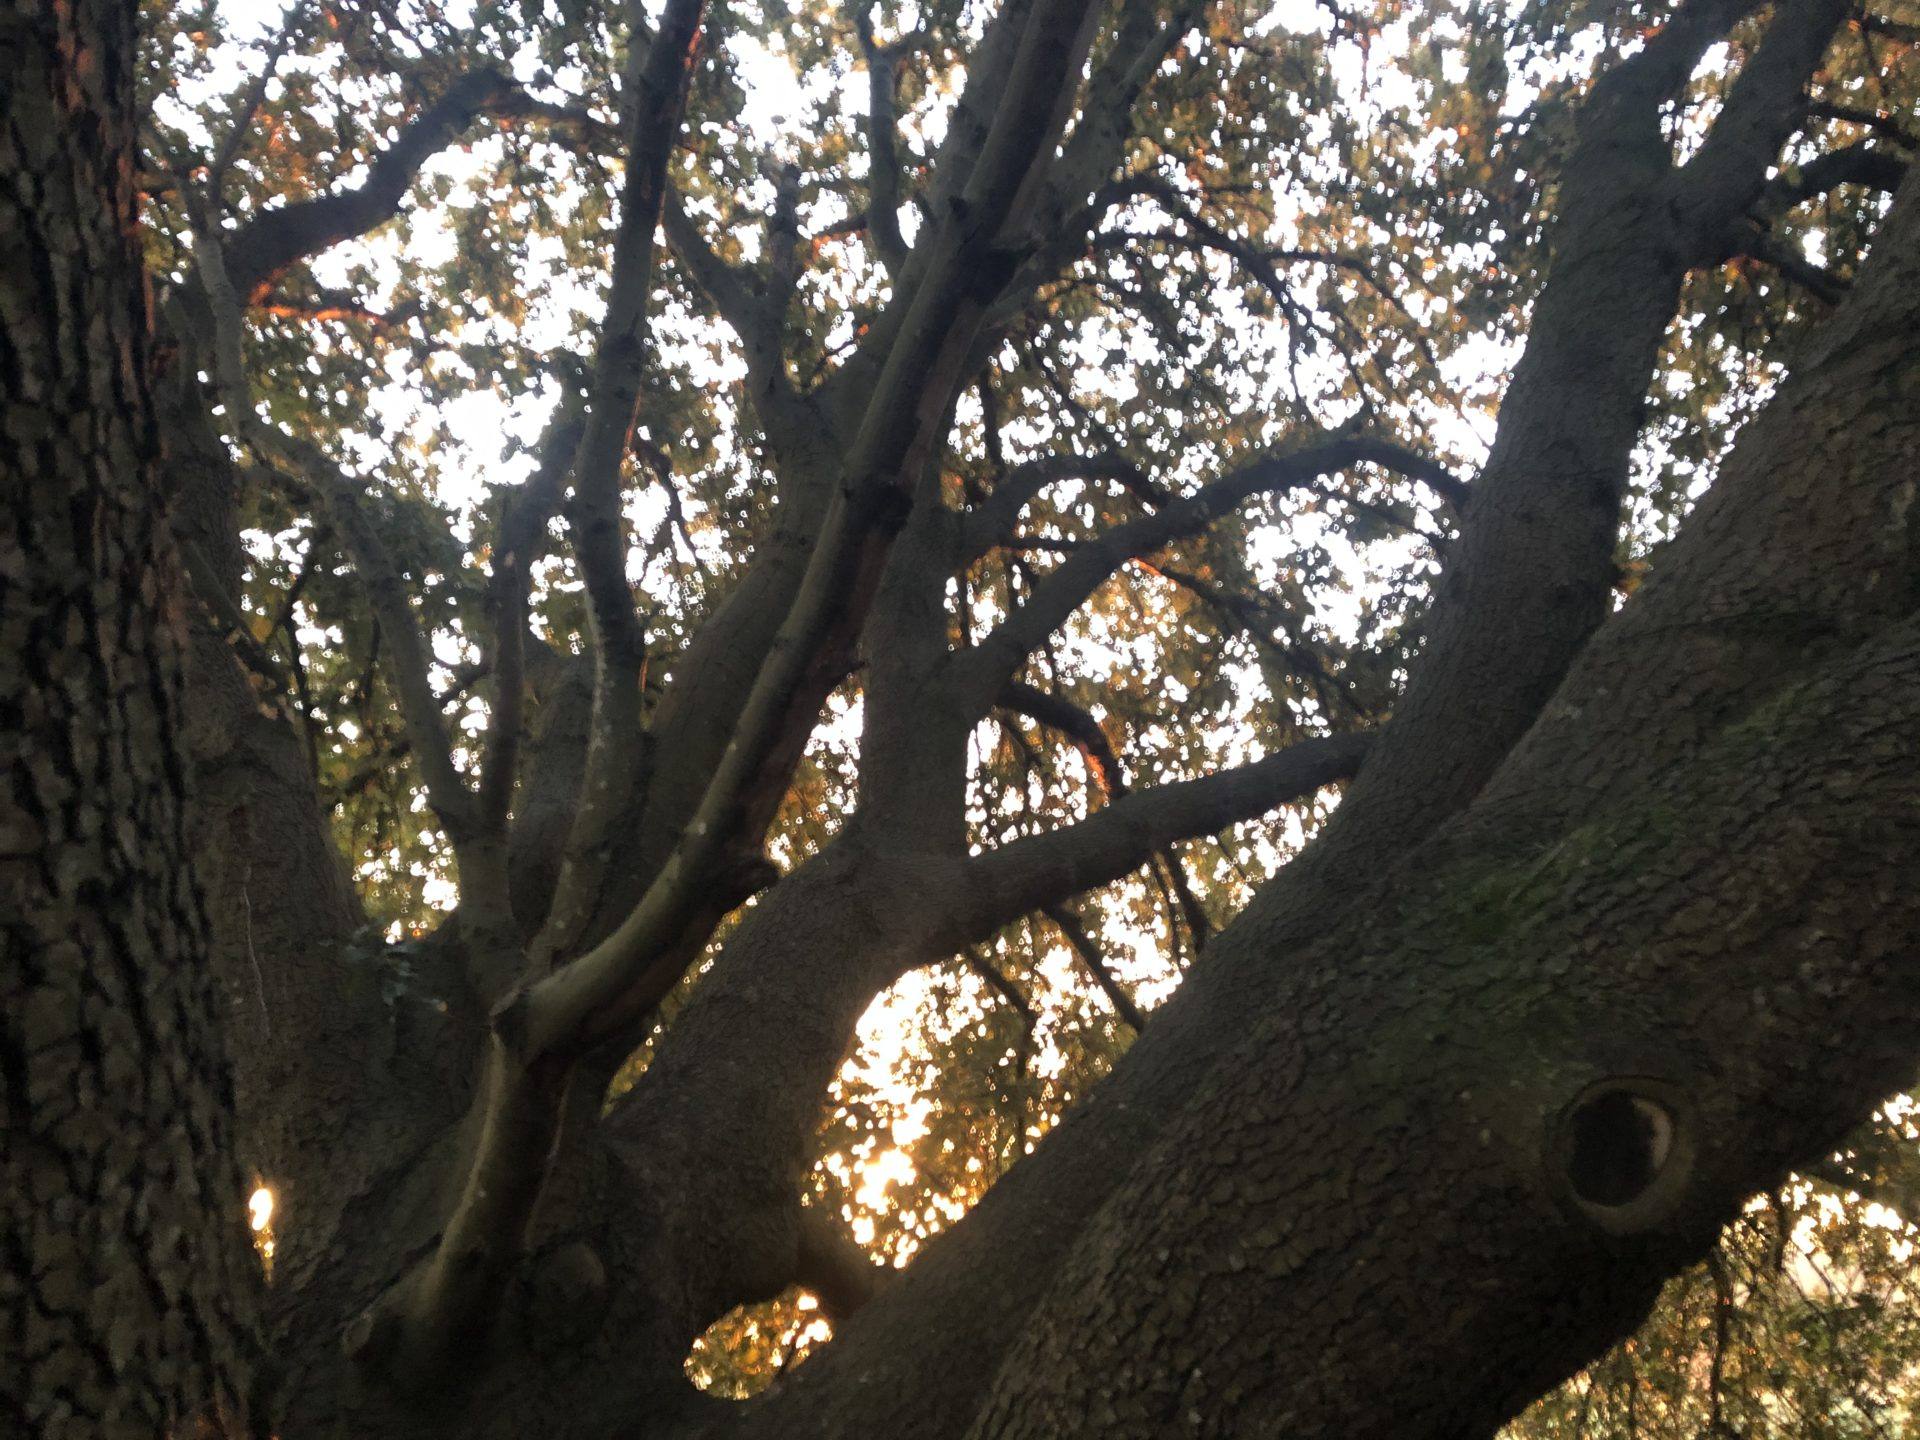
[687,1290,834,1400]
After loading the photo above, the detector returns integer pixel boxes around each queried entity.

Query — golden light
[247,1184,277,1277]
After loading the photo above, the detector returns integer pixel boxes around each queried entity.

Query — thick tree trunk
[0,0,259,1430]
[673,8,1860,1428]
[731,167,1920,1440]
[13,0,1911,1434]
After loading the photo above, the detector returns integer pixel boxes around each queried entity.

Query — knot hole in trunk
[1551,1077,1696,1236]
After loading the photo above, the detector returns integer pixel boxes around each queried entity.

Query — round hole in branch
[1549,1075,1697,1236]
[1566,1090,1675,1207]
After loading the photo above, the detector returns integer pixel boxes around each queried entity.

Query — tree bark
[731,164,1920,1440]
[1,0,259,1430]
[14,0,1916,1435]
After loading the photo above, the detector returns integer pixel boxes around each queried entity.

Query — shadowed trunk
[1,0,259,1429]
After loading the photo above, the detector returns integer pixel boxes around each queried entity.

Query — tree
[1,0,259,1432]
[6,0,1917,1431]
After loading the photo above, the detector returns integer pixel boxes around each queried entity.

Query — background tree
[8,0,1917,1431]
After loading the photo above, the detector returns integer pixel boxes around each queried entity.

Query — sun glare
[248,1185,277,1276]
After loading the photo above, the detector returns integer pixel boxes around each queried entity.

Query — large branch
[524,0,1113,1050]
[1673,0,1855,249]
[534,0,710,966]
[723,160,1920,1440]
[603,726,1367,1333]
[661,194,791,387]
[822,0,1108,491]
[567,0,1128,929]
[717,0,1187,862]
[1012,0,1206,265]
[1804,98,1919,151]
[479,406,583,838]
[224,67,517,298]
[957,168,1920,1423]
[707,12,1862,1430]
[967,618,1920,1440]
[150,273,400,1317]
[355,0,713,1387]
[949,732,1371,945]
[1267,0,1845,879]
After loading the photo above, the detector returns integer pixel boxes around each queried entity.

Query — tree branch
[523,0,1118,1047]
[1733,226,1851,302]
[532,0,710,967]
[961,452,1163,562]
[1765,138,1910,209]
[853,6,921,273]
[960,434,1454,708]
[224,66,519,299]
[206,0,310,190]
[480,406,584,834]
[796,1205,891,1323]
[358,0,713,1385]
[188,208,483,852]
[1673,0,1852,252]
[996,681,1126,797]
[1804,98,1920,151]
[662,192,784,359]
[951,731,1370,944]
[830,0,1103,496]
[1043,904,1147,1031]
[967,949,1040,1033]
[1106,178,1455,396]
[1149,562,1374,722]
[1019,0,1204,251]
[717,28,1854,1425]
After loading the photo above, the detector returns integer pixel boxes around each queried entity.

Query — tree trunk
[735,165,1920,1440]
[0,0,259,1431]
[10,0,1916,1434]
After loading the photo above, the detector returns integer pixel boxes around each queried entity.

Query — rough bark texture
[0,0,259,1431]
[958,174,1920,1439]
[10,0,1917,1435]
[706,8,1864,1430]
[729,160,1920,1440]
